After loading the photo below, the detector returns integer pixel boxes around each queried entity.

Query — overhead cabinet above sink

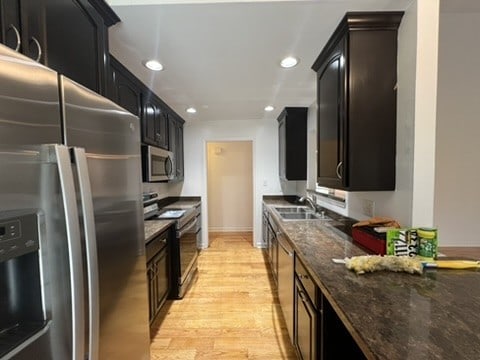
[278,107,308,181]
[312,12,403,191]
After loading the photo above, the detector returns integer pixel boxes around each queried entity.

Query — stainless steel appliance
[277,231,294,343]
[141,145,174,182]
[144,200,199,299]
[0,44,150,360]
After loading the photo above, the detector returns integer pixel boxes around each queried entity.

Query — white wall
[207,141,253,232]
[181,118,284,248]
[434,10,480,246]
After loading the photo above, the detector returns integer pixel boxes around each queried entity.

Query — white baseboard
[208,227,253,232]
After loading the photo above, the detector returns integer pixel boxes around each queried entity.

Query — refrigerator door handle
[55,145,86,360]
[73,147,99,360]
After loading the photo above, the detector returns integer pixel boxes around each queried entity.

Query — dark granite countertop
[263,197,480,360]
[144,219,174,244]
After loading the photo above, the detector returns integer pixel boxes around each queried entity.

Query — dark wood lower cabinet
[294,254,365,360]
[295,277,318,360]
[146,228,170,326]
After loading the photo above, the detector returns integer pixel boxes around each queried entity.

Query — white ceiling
[107,0,414,122]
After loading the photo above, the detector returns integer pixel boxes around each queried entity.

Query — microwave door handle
[166,156,173,178]
[55,145,85,360]
[73,147,99,360]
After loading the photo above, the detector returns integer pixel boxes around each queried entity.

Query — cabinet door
[156,106,169,149]
[19,0,46,62]
[45,0,108,94]
[0,0,21,51]
[0,0,46,63]
[116,75,142,117]
[142,99,168,149]
[295,278,317,360]
[278,116,286,179]
[168,116,184,180]
[153,248,169,315]
[175,124,184,179]
[147,261,156,322]
[317,42,345,189]
[142,100,159,146]
[277,107,307,181]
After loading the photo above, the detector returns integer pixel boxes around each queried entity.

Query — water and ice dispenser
[0,213,47,358]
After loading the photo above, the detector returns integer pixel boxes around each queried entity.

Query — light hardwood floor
[150,232,298,360]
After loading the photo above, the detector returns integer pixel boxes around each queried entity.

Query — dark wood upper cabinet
[168,113,184,181]
[312,12,403,191]
[278,107,308,181]
[108,56,176,154]
[142,94,169,150]
[44,0,119,95]
[0,0,47,63]
[109,55,142,117]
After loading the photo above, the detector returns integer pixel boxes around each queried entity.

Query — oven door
[176,216,199,298]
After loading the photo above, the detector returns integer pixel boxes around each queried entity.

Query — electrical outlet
[362,199,375,217]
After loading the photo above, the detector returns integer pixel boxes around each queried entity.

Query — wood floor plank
[150,232,298,359]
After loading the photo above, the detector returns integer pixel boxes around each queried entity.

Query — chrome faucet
[299,196,317,212]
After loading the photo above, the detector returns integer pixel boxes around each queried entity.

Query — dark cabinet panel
[168,113,184,181]
[1,0,118,92]
[109,55,142,117]
[294,256,319,360]
[44,0,111,94]
[312,12,403,191]
[146,227,171,326]
[317,44,343,189]
[142,95,168,149]
[0,0,46,63]
[278,107,308,181]
[295,278,317,360]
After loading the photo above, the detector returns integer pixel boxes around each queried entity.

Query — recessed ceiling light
[186,107,197,114]
[144,60,163,71]
[280,56,298,68]
[264,105,274,112]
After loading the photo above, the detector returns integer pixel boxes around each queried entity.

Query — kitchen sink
[274,206,310,213]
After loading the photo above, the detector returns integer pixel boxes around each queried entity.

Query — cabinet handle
[8,24,21,52]
[299,274,309,280]
[30,36,42,62]
[298,289,308,302]
[336,161,343,179]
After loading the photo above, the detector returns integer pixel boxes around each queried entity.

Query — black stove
[142,193,200,299]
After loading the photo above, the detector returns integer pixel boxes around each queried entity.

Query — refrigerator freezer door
[0,145,85,360]
[60,76,150,359]
[0,44,62,145]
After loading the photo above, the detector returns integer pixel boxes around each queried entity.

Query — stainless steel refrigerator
[0,44,150,359]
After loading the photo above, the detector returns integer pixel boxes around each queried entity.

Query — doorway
[206,141,253,234]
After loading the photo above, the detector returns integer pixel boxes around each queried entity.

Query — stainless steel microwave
[141,145,175,182]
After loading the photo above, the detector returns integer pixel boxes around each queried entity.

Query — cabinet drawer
[146,232,168,262]
[295,256,316,308]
